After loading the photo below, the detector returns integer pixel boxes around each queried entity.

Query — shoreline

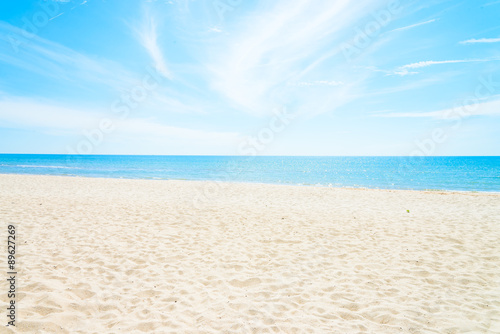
[1,172,499,195]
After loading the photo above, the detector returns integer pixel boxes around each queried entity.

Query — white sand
[1,174,499,333]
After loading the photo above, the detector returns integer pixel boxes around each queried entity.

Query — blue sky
[0,0,499,155]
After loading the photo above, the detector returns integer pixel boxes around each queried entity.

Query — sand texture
[1,174,499,333]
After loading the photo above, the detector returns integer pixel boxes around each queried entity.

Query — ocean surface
[0,155,499,192]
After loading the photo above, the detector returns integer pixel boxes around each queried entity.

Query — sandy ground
[0,174,499,333]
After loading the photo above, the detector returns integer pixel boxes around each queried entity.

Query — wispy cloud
[391,70,419,76]
[208,26,223,33]
[459,37,500,44]
[2,0,499,155]
[289,80,344,87]
[49,13,65,20]
[374,97,500,119]
[401,59,475,69]
[361,74,451,97]
[0,22,136,90]
[206,0,381,116]
[389,19,437,33]
[137,15,173,80]
[0,97,239,142]
[0,21,207,119]
[117,119,240,142]
[483,0,500,6]
[391,58,500,75]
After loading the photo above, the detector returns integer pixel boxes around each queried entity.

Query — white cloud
[459,37,500,44]
[137,15,173,80]
[0,97,239,142]
[208,27,223,33]
[117,119,239,142]
[401,59,474,69]
[206,0,380,116]
[391,69,419,76]
[389,19,436,33]
[144,89,208,114]
[483,0,500,6]
[290,80,344,87]
[359,74,450,98]
[0,98,103,130]
[49,13,65,20]
[0,21,199,116]
[389,58,500,75]
[0,21,137,90]
[375,98,500,119]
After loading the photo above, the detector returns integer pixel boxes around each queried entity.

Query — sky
[0,0,499,156]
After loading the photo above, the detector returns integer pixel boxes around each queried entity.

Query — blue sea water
[0,155,499,192]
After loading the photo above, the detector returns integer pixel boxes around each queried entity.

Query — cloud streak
[401,59,476,69]
[374,98,500,119]
[390,58,500,75]
[459,37,500,44]
[483,0,500,6]
[138,15,173,80]
[206,0,381,116]
[389,19,436,33]
[290,80,344,87]
[0,21,137,91]
[0,97,239,142]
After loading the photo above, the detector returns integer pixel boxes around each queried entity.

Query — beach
[1,173,499,333]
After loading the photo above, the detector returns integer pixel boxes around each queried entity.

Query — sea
[0,155,499,192]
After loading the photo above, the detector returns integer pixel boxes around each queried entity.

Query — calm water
[0,155,499,192]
